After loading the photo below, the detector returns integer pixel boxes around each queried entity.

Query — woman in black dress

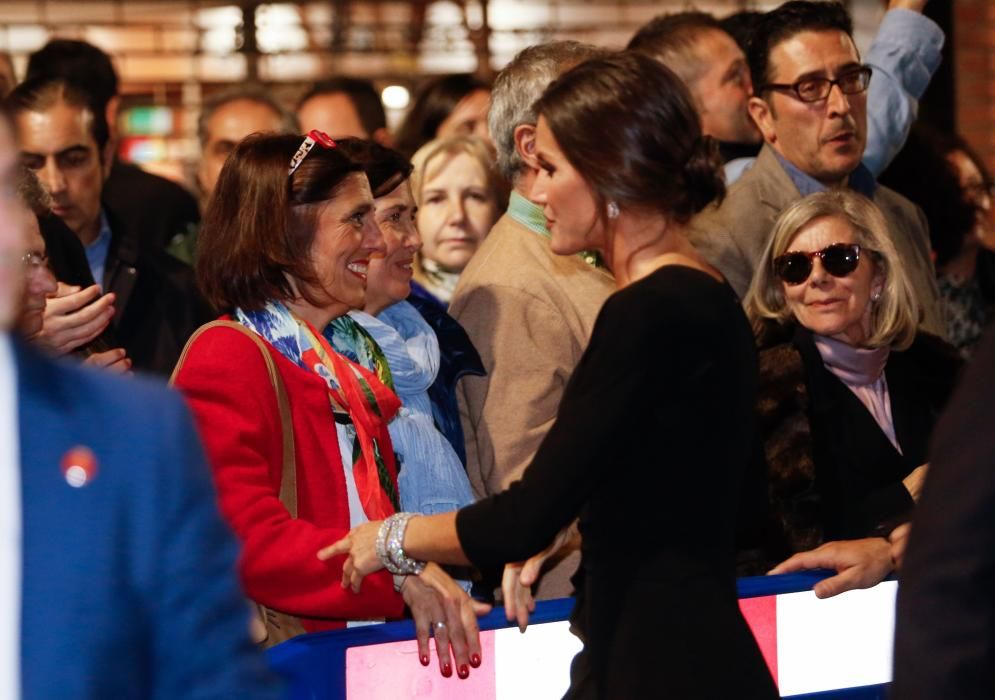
[321,52,778,699]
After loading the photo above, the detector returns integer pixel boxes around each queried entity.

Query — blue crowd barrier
[267,571,894,699]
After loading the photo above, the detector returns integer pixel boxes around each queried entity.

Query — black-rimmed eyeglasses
[760,65,872,104]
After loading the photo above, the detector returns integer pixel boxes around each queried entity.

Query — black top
[102,207,213,376]
[457,265,777,699]
[797,328,958,540]
[752,324,961,563]
[892,324,995,699]
[103,160,200,253]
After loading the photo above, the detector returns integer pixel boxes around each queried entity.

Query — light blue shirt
[84,211,113,288]
[725,8,944,184]
[773,150,877,200]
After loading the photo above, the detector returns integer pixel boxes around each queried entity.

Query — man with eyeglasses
[689,0,944,338]
[0,106,282,700]
[628,0,942,185]
[7,76,212,375]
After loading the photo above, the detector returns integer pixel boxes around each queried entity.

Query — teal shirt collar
[505,190,605,270]
[506,190,548,235]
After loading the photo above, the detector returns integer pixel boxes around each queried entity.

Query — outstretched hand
[768,538,894,599]
[317,520,383,593]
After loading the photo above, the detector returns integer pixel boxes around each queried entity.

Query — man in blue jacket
[0,110,279,699]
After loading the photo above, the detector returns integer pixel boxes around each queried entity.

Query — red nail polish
[442,663,452,677]
[420,654,430,666]
[470,653,481,668]
[457,664,469,679]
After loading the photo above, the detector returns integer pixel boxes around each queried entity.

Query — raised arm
[862,1,944,176]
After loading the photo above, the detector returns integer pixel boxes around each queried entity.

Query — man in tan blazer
[449,42,615,600]
[689,1,944,338]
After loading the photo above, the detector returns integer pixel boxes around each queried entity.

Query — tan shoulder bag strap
[172,320,307,647]
[171,320,297,514]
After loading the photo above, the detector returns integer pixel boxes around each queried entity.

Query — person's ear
[748,95,776,145]
[870,271,885,302]
[104,95,120,142]
[371,127,395,148]
[514,123,539,171]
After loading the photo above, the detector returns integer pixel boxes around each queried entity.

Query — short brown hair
[196,133,363,311]
[627,12,725,86]
[334,139,413,197]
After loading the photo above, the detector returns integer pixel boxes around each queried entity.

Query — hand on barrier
[768,537,894,599]
[402,563,491,678]
[501,522,578,632]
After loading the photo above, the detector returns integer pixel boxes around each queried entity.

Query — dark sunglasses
[773,243,863,285]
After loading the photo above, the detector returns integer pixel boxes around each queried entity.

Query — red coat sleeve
[173,324,404,622]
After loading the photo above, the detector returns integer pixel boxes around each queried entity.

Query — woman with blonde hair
[744,189,961,598]
[408,135,507,309]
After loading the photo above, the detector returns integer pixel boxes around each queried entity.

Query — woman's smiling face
[305,171,385,316]
[364,179,421,314]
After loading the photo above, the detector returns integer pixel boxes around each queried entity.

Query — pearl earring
[607,201,620,220]
[871,290,882,302]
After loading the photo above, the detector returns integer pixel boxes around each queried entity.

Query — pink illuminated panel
[344,581,897,698]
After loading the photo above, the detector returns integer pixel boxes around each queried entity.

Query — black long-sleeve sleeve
[455,266,758,570]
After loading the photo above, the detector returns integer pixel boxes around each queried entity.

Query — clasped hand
[318,523,491,679]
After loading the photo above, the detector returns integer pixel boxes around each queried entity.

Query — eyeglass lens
[797,68,871,102]
[775,244,861,285]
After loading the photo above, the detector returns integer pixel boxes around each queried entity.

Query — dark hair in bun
[534,50,724,225]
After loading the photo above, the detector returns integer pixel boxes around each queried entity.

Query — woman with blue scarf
[173,132,487,679]
[327,141,481,523]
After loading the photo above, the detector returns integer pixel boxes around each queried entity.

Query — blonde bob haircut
[745,189,920,350]
[409,135,509,213]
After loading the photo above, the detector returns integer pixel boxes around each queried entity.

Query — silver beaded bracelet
[376,512,426,576]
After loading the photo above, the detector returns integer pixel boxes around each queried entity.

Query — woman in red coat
[173,132,486,678]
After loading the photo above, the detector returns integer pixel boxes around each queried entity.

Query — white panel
[776,581,897,697]
[494,621,582,700]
